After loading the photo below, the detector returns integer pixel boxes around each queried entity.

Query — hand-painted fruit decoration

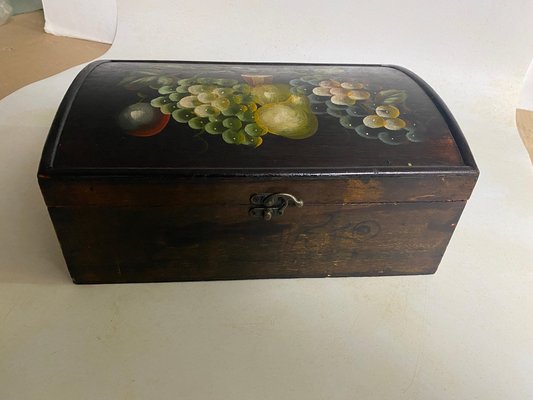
[251,87,318,140]
[117,103,170,137]
[290,76,419,145]
[117,69,423,147]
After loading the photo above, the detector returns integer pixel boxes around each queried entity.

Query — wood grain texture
[48,201,465,284]
[39,173,478,207]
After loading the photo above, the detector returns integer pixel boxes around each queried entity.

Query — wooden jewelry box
[38,60,478,284]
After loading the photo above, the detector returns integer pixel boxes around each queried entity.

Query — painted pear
[250,85,318,140]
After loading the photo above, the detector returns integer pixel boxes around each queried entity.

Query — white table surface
[1,1,533,399]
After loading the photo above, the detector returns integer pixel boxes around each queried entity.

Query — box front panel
[49,201,465,283]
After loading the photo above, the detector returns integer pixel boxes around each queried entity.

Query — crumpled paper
[0,0,13,25]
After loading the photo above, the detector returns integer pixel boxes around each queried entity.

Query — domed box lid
[39,60,477,175]
[38,61,478,207]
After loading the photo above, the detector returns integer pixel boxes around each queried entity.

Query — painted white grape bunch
[289,76,424,145]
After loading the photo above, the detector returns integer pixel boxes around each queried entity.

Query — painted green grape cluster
[149,77,266,147]
[289,76,423,145]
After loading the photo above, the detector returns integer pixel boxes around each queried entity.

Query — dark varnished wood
[49,201,465,284]
[39,173,477,207]
[37,60,479,283]
[39,60,473,174]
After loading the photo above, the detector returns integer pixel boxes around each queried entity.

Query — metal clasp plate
[249,192,304,220]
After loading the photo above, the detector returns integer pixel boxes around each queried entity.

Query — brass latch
[249,193,304,221]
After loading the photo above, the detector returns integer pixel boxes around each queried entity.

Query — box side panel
[48,201,466,284]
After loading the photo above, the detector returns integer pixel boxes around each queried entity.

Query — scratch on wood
[413,194,437,200]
